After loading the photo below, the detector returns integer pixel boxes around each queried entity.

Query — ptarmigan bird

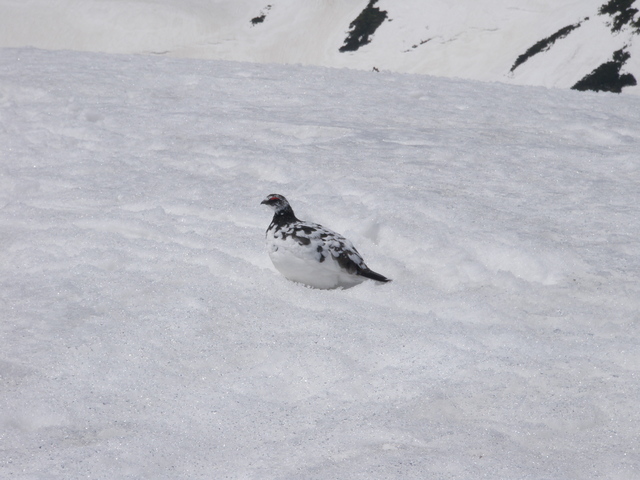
[261,194,391,289]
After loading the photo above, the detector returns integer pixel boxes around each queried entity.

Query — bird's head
[261,194,297,219]
[261,193,288,211]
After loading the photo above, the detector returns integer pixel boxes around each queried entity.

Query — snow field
[1,48,639,478]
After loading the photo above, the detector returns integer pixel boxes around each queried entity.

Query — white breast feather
[266,221,367,289]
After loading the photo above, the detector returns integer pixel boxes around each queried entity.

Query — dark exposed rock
[251,14,266,25]
[339,0,388,52]
[510,21,585,72]
[251,5,271,26]
[572,48,637,93]
[599,0,640,33]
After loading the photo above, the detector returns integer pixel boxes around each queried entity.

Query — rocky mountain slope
[1,0,638,93]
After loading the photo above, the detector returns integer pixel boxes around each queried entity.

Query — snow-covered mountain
[1,0,639,93]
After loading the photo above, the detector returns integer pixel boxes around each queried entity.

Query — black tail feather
[359,268,391,283]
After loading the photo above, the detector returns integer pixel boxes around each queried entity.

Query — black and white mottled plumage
[261,194,391,289]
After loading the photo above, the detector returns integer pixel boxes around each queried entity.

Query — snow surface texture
[1,0,640,94]
[1,47,639,479]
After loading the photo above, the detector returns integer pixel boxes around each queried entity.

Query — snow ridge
[1,0,640,93]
